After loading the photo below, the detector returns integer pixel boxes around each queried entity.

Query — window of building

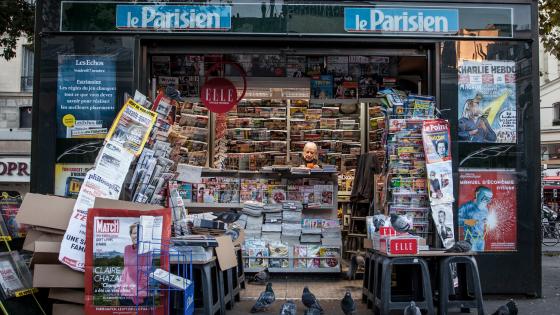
[21,45,34,92]
[554,102,560,126]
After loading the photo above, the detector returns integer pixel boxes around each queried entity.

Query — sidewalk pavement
[231,254,560,314]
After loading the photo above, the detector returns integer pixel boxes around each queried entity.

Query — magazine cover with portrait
[426,161,454,205]
[85,207,171,315]
[431,204,455,249]
[458,169,517,252]
[422,119,451,164]
[458,60,517,143]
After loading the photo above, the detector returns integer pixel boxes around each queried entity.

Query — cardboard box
[364,238,373,249]
[23,229,63,252]
[30,241,61,266]
[52,303,84,315]
[49,288,84,304]
[33,264,84,288]
[16,193,75,231]
[214,235,237,271]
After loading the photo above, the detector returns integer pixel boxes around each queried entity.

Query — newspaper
[59,141,135,271]
[431,204,455,249]
[105,98,157,155]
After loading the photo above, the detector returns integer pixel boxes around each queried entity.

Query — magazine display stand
[136,236,194,315]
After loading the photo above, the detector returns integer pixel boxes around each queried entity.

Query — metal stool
[373,255,435,315]
[222,268,235,309]
[438,256,485,315]
[192,258,226,315]
[362,251,372,303]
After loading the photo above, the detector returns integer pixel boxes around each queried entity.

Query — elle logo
[96,219,120,234]
[390,238,418,254]
[200,77,238,113]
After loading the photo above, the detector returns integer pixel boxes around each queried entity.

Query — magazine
[310,75,333,99]
[458,60,517,143]
[431,203,455,249]
[426,161,454,205]
[422,119,452,164]
[85,207,171,314]
[105,98,157,156]
[0,252,32,299]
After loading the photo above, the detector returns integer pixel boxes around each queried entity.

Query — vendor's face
[303,146,317,162]
[130,225,138,245]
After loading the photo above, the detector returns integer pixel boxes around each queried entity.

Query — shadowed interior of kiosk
[144,48,430,300]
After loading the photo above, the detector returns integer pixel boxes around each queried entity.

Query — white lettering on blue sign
[344,7,459,34]
[116,5,231,31]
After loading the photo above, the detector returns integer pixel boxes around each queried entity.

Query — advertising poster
[105,98,157,156]
[85,207,171,315]
[431,204,455,249]
[422,119,451,164]
[57,55,117,139]
[458,60,517,143]
[458,169,517,252]
[59,142,135,271]
[54,164,95,198]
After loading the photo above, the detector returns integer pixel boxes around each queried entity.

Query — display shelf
[244,267,341,273]
[183,202,243,209]
[347,233,367,237]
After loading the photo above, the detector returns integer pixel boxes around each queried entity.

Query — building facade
[0,38,33,195]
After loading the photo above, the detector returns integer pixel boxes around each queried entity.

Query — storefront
[31,0,540,296]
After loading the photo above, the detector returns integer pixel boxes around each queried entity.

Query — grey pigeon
[251,282,275,313]
[302,287,323,314]
[341,290,356,315]
[304,308,322,315]
[165,84,184,102]
[404,301,422,315]
[279,300,297,315]
[445,240,472,253]
[346,254,365,280]
[390,213,413,233]
[249,268,270,285]
[214,209,241,223]
[491,299,518,315]
[224,227,240,242]
[372,214,387,231]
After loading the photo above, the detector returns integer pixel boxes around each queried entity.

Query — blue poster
[457,60,517,143]
[311,75,333,99]
[57,55,117,139]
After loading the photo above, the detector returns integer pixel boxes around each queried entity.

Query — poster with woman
[457,60,517,143]
[458,169,517,252]
[422,119,451,164]
[85,207,171,315]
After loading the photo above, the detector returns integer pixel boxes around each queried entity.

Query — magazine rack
[136,230,194,315]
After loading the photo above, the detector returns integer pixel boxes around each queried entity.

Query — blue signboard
[57,55,117,139]
[116,5,232,31]
[344,7,459,34]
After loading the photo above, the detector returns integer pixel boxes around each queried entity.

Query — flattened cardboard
[49,288,84,304]
[23,229,63,252]
[16,193,75,231]
[34,226,65,235]
[33,264,84,288]
[93,198,162,210]
[52,303,84,315]
[364,238,373,249]
[214,235,236,271]
[30,241,61,266]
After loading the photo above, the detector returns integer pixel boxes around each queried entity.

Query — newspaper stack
[262,204,282,213]
[321,225,343,246]
[245,215,263,239]
[233,214,248,229]
[281,223,301,245]
[262,223,282,242]
[129,142,175,204]
[265,212,283,223]
[300,227,322,244]
[242,201,265,217]
[282,200,303,223]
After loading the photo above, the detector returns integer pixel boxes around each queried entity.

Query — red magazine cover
[85,207,171,315]
[458,169,517,252]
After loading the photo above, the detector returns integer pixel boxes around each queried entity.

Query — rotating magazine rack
[136,226,194,315]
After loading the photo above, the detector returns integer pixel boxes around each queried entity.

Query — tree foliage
[0,0,34,60]
[540,0,560,59]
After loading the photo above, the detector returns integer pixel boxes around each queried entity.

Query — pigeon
[302,286,323,314]
[445,240,472,253]
[390,213,413,233]
[341,290,356,315]
[491,299,518,315]
[213,209,242,224]
[346,253,365,280]
[372,214,388,231]
[279,300,297,315]
[249,268,270,285]
[303,308,322,315]
[165,84,184,102]
[250,282,275,313]
[403,301,422,315]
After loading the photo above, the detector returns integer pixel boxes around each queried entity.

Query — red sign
[201,77,238,113]
[201,61,247,114]
[388,238,418,255]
